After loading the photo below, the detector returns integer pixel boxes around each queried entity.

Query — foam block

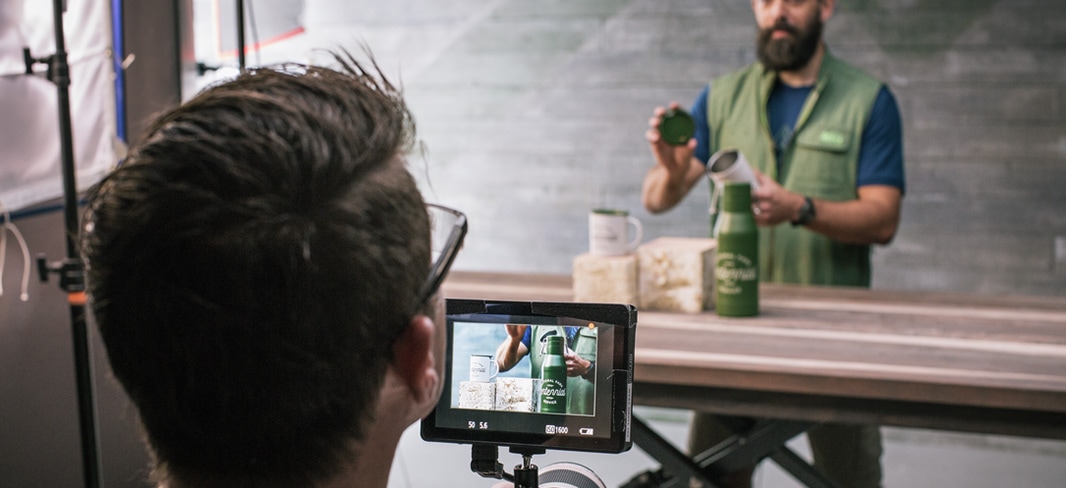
[495,377,538,412]
[572,253,639,305]
[638,237,716,313]
[457,381,495,410]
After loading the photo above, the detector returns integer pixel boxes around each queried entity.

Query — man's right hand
[642,103,705,213]
[496,324,530,373]
[646,103,697,176]
[504,324,528,340]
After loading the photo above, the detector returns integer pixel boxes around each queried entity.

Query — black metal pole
[236,0,246,69]
[628,416,715,488]
[49,0,103,487]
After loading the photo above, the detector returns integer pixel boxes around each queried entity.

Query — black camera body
[421,299,636,454]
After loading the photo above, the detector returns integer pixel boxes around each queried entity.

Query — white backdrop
[0,0,117,213]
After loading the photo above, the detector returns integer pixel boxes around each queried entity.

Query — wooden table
[443,271,1066,486]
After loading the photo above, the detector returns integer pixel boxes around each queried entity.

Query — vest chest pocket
[787,126,856,199]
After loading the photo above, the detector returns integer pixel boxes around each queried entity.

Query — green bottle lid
[546,335,565,355]
[659,108,695,146]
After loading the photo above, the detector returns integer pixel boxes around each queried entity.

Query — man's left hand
[751,168,805,226]
[563,349,592,377]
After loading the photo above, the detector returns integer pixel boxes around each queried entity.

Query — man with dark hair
[81,53,465,487]
[642,1,903,487]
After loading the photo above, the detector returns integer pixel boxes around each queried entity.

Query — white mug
[707,148,759,189]
[589,209,643,256]
[469,354,499,383]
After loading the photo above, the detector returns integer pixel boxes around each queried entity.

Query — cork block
[638,237,717,313]
[572,253,639,305]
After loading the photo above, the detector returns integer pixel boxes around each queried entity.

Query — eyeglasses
[413,203,467,309]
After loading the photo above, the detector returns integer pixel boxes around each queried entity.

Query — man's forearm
[642,160,703,213]
[802,186,901,245]
[494,339,524,372]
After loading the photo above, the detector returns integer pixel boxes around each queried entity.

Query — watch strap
[792,196,815,226]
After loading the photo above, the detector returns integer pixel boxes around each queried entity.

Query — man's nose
[764,0,788,21]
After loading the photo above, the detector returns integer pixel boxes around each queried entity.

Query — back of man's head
[81,53,430,486]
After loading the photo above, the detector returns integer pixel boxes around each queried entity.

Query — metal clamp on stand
[471,445,546,488]
[36,256,85,293]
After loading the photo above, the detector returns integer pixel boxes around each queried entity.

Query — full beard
[756,15,823,72]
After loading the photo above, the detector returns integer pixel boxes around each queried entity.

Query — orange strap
[68,291,87,306]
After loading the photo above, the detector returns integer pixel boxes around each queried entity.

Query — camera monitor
[421,299,636,454]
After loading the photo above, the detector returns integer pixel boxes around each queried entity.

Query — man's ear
[820,0,836,22]
[391,314,439,404]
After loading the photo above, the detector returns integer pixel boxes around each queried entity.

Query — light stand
[236,0,246,69]
[198,0,247,75]
[24,1,102,487]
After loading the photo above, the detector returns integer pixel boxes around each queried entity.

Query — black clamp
[23,47,70,88]
[36,255,85,293]
[471,444,507,480]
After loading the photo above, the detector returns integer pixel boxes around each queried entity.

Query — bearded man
[641,1,905,487]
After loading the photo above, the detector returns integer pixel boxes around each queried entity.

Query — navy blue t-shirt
[520,326,578,349]
[690,81,905,192]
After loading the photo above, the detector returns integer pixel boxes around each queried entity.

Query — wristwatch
[792,196,816,226]
[581,360,596,380]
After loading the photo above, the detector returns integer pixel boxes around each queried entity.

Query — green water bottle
[539,335,568,413]
[714,182,759,317]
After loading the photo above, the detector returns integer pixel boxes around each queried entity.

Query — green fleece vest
[707,53,882,286]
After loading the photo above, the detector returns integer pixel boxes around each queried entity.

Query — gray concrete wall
[287,0,1065,297]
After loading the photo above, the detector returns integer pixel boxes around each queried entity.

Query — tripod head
[470,445,607,488]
